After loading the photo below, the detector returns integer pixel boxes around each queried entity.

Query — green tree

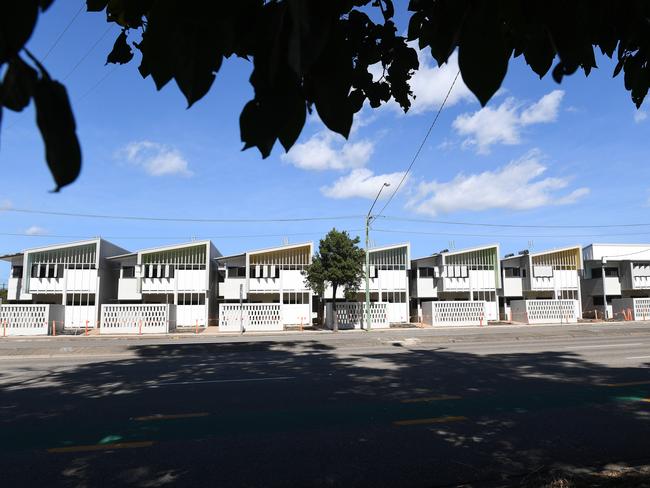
[0,286,7,303]
[303,228,365,332]
[3,1,650,189]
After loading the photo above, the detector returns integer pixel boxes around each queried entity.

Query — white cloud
[321,168,406,199]
[453,90,565,153]
[371,50,474,114]
[119,141,193,177]
[25,226,47,236]
[634,110,648,123]
[282,131,374,171]
[407,150,589,216]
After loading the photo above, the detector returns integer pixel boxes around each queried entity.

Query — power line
[373,228,650,239]
[77,65,118,103]
[62,24,115,81]
[375,70,461,218]
[381,215,650,229]
[1,207,364,223]
[42,3,85,61]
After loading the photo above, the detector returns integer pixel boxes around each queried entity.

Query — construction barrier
[612,297,650,321]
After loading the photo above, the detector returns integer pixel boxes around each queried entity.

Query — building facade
[216,242,313,331]
[0,238,128,329]
[411,244,500,323]
[581,243,650,319]
[107,241,221,328]
[500,246,582,323]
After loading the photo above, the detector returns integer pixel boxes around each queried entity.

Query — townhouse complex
[2,239,650,335]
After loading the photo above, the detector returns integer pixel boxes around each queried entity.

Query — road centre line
[393,416,466,426]
[150,376,295,387]
[626,355,650,360]
[401,395,461,403]
[134,412,209,421]
[563,342,643,350]
[48,441,154,453]
[602,380,650,387]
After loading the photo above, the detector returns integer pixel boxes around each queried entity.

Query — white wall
[118,278,140,300]
[503,277,523,297]
[220,276,246,300]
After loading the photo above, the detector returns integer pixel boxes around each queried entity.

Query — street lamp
[365,182,391,331]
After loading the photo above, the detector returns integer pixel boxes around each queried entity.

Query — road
[1,323,650,487]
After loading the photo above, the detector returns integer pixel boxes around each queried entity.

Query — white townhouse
[216,242,313,331]
[500,246,582,324]
[581,243,650,320]
[0,238,128,333]
[105,240,221,333]
[365,243,411,324]
[410,244,500,325]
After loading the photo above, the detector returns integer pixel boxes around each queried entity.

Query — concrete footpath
[2,321,650,359]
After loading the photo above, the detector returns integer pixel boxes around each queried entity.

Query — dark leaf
[277,92,306,152]
[240,100,276,158]
[86,0,108,12]
[613,57,625,78]
[0,2,39,65]
[33,77,82,191]
[458,5,511,106]
[106,30,134,65]
[39,0,54,11]
[2,56,38,112]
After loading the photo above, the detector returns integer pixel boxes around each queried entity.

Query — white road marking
[565,342,643,350]
[625,355,650,360]
[150,376,295,387]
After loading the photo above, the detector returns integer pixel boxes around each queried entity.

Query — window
[227,267,245,278]
[178,293,206,305]
[217,270,225,283]
[11,266,23,278]
[419,267,435,278]
[504,267,521,277]
[122,266,135,278]
[593,296,605,306]
[66,294,96,306]
[381,291,406,303]
[283,292,309,304]
[591,267,619,279]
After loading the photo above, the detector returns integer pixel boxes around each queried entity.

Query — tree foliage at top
[303,228,365,331]
[3,1,650,190]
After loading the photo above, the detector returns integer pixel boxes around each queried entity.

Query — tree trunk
[332,283,338,333]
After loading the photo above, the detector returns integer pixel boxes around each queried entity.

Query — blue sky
[2,1,650,281]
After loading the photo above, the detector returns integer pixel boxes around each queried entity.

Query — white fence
[510,299,579,324]
[612,297,650,321]
[325,302,389,329]
[219,304,283,332]
[100,304,173,334]
[422,301,486,326]
[0,304,64,336]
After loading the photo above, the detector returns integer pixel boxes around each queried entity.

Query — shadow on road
[1,339,649,487]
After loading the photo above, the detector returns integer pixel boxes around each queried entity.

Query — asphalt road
[1,324,650,487]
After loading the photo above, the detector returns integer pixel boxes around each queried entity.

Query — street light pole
[366,183,390,331]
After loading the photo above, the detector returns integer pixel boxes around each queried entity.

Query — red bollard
[52,320,56,337]
[85,320,89,336]
[3,319,6,337]
[196,319,199,334]
[139,320,142,335]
